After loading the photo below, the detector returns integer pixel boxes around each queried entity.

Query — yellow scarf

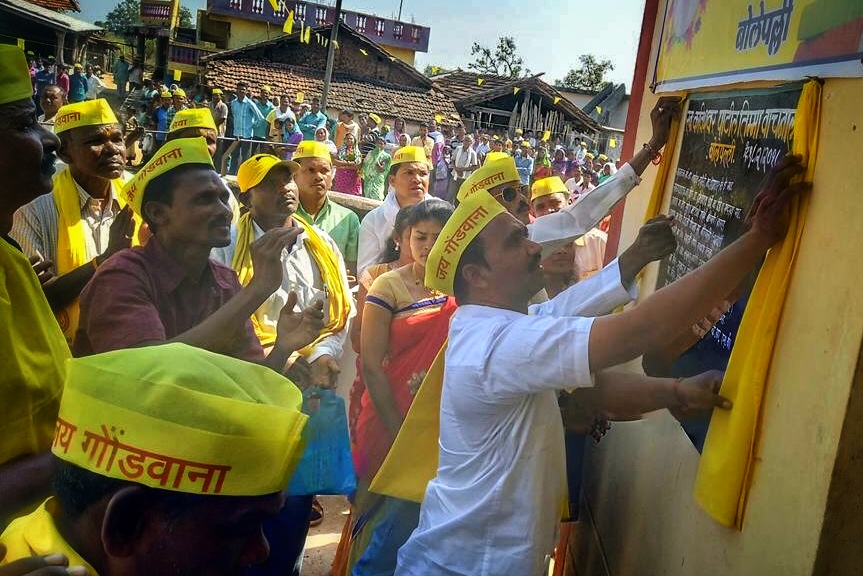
[231,212,350,352]
[51,166,139,342]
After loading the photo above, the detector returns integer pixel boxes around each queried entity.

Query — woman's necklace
[411,262,441,297]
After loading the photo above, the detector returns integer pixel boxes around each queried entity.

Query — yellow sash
[51,167,139,341]
[0,499,94,572]
[231,212,351,352]
[0,238,69,470]
[694,80,822,529]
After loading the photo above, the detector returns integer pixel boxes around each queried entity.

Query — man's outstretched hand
[746,154,811,246]
[618,215,677,285]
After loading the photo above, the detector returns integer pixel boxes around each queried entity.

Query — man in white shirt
[356,145,434,274]
[396,152,810,576]
[448,134,478,203]
[84,65,104,100]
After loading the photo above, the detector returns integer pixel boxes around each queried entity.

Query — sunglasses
[492,186,521,203]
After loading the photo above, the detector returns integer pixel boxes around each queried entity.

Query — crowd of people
[1,41,812,576]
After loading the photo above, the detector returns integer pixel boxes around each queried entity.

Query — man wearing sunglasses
[455,97,683,300]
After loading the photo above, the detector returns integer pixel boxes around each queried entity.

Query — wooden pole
[320,0,342,110]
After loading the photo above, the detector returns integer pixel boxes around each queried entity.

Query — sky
[80,0,646,90]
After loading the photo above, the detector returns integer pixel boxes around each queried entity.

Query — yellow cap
[292,140,333,162]
[368,113,381,125]
[425,189,506,296]
[515,128,523,135]
[121,137,214,217]
[0,45,33,106]
[211,88,223,95]
[584,152,595,160]
[170,107,217,133]
[484,151,510,164]
[492,135,500,141]
[54,99,119,134]
[579,141,587,147]
[456,155,520,202]
[237,153,299,193]
[260,84,272,93]
[52,343,307,496]
[159,91,172,98]
[530,176,568,202]
[73,62,82,69]
[390,145,428,167]
[172,88,186,97]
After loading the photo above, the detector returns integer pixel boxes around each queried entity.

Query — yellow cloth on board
[643,97,686,220]
[51,166,137,342]
[230,212,351,351]
[0,499,95,570]
[0,238,69,468]
[369,342,448,503]
[694,80,821,529]
[53,343,307,496]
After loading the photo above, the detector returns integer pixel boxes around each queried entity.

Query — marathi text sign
[655,0,863,92]
[656,84,800,416]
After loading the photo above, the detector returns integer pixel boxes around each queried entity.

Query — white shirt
[211,219,354,363]
[451,146,478,181]
[85,75,104,99]
[356,188,433,275]
[396,263,637,576]
[530,163,639,258]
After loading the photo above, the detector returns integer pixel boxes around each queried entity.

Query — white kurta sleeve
[479,315,596,399]
[357,210,385,276]
[529,257,637,318]
[528,163,640,257]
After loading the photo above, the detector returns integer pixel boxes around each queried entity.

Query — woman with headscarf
[281,116,304,160]
[361,133,391,201]
[551,147,569,177]
[332,131,363,195]
[599,161,618,184]
[315,126,338,156]
[532,145,553,181]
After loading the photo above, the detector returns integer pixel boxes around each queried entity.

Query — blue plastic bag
[286,387,357,496]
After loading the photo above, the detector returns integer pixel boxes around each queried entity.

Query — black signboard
[657,84,802,450]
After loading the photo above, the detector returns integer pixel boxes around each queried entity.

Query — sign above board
[654,0,863,92]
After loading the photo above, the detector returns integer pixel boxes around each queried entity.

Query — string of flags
[513,87,520,95]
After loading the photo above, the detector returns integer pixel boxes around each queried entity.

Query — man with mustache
[293,140,360,275]
[0,44,71,526]
[212,148,354,576]
[11,98,135,343]
[73,137,323,373]
[0,344,309,576]
[357,146,434,275]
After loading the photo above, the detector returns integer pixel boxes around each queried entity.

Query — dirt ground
[302,496,351,576]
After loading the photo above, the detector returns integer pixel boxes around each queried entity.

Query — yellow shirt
[0,237,69,466]
[0,498,96,574]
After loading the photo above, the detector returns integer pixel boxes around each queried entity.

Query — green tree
[468,36,528,79]
[103,0,194,35]
[557,54,614,92]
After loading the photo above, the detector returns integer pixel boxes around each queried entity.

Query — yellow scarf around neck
[51,166,139,342]
[231,211,350,352]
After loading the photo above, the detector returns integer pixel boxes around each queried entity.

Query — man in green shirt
[292,140,360,275]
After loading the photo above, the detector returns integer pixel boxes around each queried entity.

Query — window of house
[251,0,264,14]
[393,22,403,39]
[356,15,367,32]
[294,2,306,20]
[374,19,385,36]
[229,0,242,10]
[315,6,327,25]
[410,25,421,43]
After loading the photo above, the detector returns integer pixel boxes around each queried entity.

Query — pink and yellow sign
[655,0,863,92]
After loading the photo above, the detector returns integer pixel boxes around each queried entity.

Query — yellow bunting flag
[542,130,551,141]
[477,77,485,86]
[295,91,304,104]
[283,9,294,33]
[324,38,329,47]
[316,33,322,45]
[360,48,368,56]
[553,96,562,104]
[389,56,396,61]
[513,86,521,95]
[17,38,24,49]
[173,69,182,82]
[609,138,617,148]
[434,113,443,124]
[267,0,278,12]
[303,25,311,43]
[595,105,602,114]
[430,66,441,75]
[333,40,339,49]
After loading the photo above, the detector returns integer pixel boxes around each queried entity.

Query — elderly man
[11,98,135,343]
[214,152,354,576]
[73,137,322,371]
[0,44,70,522]
[395,152,810,576]
[37,84,64,127]
[291,140,360,274]
[0,343,308,576]
[356,145,434,274]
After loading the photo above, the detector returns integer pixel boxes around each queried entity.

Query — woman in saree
[332,132,363,195]
[281,116,304,160]
[348,199,456,576]
[360,134,392,201]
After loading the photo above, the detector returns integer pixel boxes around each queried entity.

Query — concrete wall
[578,2,863,574]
